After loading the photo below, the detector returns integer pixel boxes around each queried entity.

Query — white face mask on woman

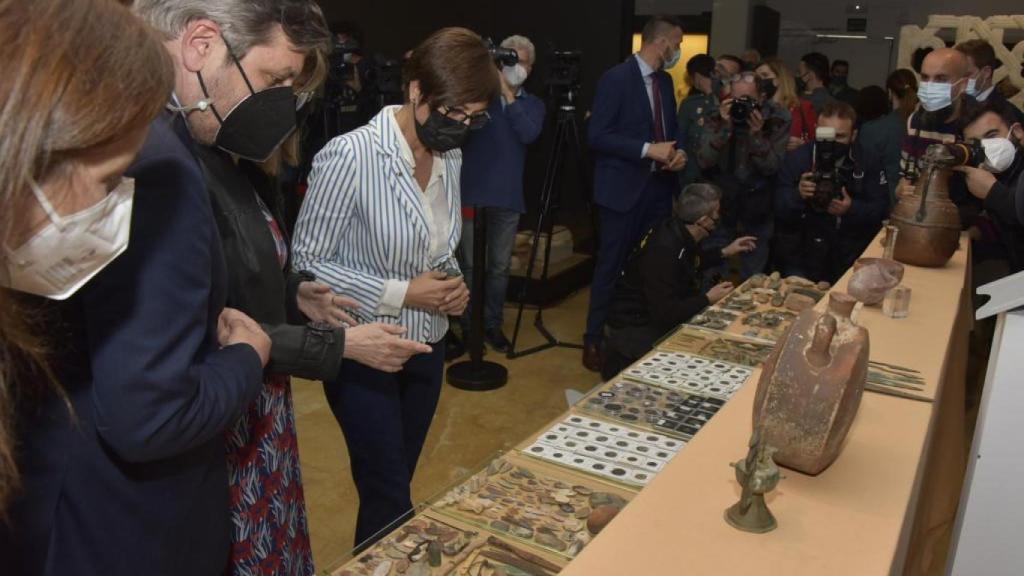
[2,178,135,300]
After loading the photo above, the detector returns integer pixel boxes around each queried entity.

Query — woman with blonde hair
[756,58,817,151]
[0,0,172,514]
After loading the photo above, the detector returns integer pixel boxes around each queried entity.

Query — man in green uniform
[678,54,718,189]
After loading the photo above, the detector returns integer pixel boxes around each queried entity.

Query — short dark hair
[718,54,744,70]
[403,27,499,108]
[686,54,716,79]
[819,100,857,125]
[801,52,830,82]
[855,85,889,124]
[956,39,999,70]
[960,98,1020,132]
[832,59,850,70]
[641,15,682,44]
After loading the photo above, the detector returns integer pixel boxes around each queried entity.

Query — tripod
[508,102,589,359]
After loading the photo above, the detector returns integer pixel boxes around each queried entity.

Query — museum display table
[330,233,972,576]
[561,237,971,576]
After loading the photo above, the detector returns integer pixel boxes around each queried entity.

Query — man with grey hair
[458,34,546,353]
[602,183,755,379]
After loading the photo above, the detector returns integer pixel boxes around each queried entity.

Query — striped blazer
[292,106,462,344]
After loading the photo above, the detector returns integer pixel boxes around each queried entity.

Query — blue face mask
[663,44,681,70]
[918,80,961,112]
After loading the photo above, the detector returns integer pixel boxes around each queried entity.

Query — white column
[710,0,755,57]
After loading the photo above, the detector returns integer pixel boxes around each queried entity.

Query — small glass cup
[882,223,899,261]
[883,285,911,319]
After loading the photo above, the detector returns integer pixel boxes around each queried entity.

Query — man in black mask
[603,184,755,379]
[828,59,860,107]
[776,101,890,283]
[956,99,1024,272]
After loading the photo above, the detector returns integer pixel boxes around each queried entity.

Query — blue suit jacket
[461,91,546,213]
[2,113,264,576]
[588,56,679,213]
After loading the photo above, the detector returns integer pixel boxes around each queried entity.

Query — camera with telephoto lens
[486,38,519,68]
[939,140,987,168]
[809,126,854,212]
[729,95,761,125]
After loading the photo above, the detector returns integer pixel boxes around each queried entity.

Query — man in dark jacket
[955,98,1024,272]
[775,101,890,283]
[460,35,546,352]
[603,184,755,379]
[583,15,687,372]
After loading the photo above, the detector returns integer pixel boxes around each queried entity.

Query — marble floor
[293,288,602,572]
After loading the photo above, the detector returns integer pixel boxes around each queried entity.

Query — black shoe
[445,330,466,362]
[484,328,512,353]
[582,342,604,373]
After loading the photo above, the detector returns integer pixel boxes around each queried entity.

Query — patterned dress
[225,194,314,576]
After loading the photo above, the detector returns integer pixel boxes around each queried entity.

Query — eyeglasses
[439,106,491,130]
[729,72,758,84]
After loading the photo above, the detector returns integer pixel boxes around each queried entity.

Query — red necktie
[651,73,665,142]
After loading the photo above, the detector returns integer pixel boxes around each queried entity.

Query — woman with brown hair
[292,27,498,546]
[755,58,817,151]
[859,69,920,201]
[0,0,172,513]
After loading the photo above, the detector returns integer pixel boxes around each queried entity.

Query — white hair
[501,35,536,65]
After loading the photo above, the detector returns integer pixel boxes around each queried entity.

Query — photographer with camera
[695,68,790,279]
[602,184,755,380]
[954,99,1024,271]
[775,101,890,283]
[460,35,546,352]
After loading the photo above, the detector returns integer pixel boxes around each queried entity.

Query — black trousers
[323,341,445,547]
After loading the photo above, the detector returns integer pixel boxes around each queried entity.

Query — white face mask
[918,80,959,112]
[2,178,135,300]
[981,127,1020,174]
[966,77,979,97]
[502,64,528,89]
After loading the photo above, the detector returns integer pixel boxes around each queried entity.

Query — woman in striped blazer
[292,28,499,546]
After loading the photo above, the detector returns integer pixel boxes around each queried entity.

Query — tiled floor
[293,288,602,572]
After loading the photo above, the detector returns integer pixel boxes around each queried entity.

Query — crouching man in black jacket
[602,183,756,379]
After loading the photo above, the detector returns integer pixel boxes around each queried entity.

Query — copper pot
[890,146,962,267]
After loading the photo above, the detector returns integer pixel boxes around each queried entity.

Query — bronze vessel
[890,143,962,267]
[752,293,869,475]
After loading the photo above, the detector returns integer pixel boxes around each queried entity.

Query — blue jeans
[323,342,445,546]
[460,207,521,331]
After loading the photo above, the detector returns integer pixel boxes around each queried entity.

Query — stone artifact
[752,292,870,475]
[454,536,564,575]
[725,430,781,534]
[658,326,776,367]
[333,517,483,576]
[524,414,685,485]
[848,258,905,305]
[432,457,633,558]
[891,143,962,267]
[783,293,816,312]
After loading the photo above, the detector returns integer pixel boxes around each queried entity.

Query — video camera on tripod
[546,50,582,110]
[809,126,856,212]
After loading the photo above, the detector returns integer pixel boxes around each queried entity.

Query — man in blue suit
[461,35,546,352]
[583,15,686,372]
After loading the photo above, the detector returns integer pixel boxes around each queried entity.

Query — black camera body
[486,38,519,68]
[729,95,761,125]
[810,127,854,212]
[547,50,583,109]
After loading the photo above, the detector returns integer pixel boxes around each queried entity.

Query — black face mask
[796,74,809,93]
[415,107,470,152]
[196,46,298,162]
[757,77,778,101]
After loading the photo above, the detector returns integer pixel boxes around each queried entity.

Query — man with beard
[955,99,1024,272]
[896,48,979,226]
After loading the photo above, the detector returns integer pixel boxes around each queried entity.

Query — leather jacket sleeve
[263,321,345,381]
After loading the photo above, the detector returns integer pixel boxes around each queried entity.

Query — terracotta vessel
[848,258,905,306]
[752,292,869,475]
[890,144,962,267]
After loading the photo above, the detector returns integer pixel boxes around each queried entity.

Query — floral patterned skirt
[226,373,314,576]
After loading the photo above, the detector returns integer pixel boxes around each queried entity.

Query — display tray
[428,453,636,561]
[330,511,567,576]
[518,414,686,487]
[622,350,753,401]
[576,377,728,439]
[687,273,827,341]
[656,325,776,367]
